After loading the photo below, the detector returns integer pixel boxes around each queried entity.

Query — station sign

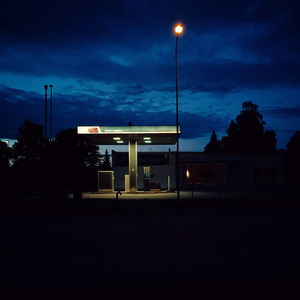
[77,126,100,134]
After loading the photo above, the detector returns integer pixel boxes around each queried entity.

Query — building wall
[112,151,285,191]
[180,153,285,188]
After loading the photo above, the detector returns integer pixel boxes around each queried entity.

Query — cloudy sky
[1,0,299,151]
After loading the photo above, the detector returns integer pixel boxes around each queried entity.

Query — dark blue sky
[1,0,300,150]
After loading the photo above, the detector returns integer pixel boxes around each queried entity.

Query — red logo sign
[88,127,99,133]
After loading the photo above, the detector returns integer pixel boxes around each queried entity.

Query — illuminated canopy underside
[77,126,179,145]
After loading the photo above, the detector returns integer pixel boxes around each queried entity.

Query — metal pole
[175,34,180,200]
[49,85,53,140]
[44,85,48,139]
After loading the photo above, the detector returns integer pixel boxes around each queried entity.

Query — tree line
[204,101,277,153]
[203,101,300,185]
[0,122,111,200]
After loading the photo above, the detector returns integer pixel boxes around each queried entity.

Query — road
[1,204,300,296]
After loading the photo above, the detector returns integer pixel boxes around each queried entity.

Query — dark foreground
[1,198,300,298]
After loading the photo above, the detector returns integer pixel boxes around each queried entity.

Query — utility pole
[49,84,53,139]
[44,85,48,139]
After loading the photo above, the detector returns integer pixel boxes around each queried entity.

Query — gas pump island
[77,126,179,192]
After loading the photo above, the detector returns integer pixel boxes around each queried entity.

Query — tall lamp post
[44,85,48,140]
[174,23,184,200]
[49,84,53,140]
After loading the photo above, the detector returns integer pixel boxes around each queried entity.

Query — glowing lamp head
[174,24,184,35]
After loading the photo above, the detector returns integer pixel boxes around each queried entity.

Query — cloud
[0,85,226,140]
[263,106,300,119]
[2,1,298,43]
[156,83,236,96]
[0,86,45,138]
[115,84,151,96]
[181,57,300,92]
[1,0,299,91]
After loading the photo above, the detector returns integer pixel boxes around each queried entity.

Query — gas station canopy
[77,125,179,145]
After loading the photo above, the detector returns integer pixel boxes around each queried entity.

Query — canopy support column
[129,139,138,192]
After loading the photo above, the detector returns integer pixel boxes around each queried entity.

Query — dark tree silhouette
[0,141,10,170]
[0,141,11,189]
[101,149,111,170]
[286,131,300,185]
[12,120,44,164]
[287,131,300,153]
[54,128,101,196]
[11,120,45,189]
[261,130,277,152]
[204,131,222,153]
[55,129,100,168]
[221,101,277,153]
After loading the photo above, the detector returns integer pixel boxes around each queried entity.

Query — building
[77,125,284,192]
[112,151,285,191]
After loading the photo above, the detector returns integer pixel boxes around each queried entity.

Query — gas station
[77,125,285,199]
[77,125,179,192]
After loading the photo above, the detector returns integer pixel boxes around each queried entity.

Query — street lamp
[175,24,183,34]
[49,84,53,140]
[44,85,48,139]
[174,23,184,200]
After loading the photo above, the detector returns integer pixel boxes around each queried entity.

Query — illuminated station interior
[77,125,179,192]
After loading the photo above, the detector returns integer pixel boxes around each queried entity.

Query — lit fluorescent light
[117,140,124,144]
[143,137,151,140]
[113,137,121,140]
[145,141,152,143]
